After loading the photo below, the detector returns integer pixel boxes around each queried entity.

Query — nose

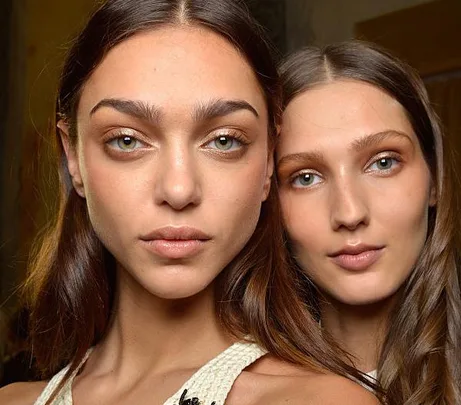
[154,146,202,210]
[330,178,369,232]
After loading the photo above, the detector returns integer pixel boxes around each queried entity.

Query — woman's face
[277,80,435,305]
[62,26,272,299]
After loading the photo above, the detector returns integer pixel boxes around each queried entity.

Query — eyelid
[102,128,153,155]
[201,128,250,153]
[365,151,402,170]
[203,127,249,143]
[103,128,150,144]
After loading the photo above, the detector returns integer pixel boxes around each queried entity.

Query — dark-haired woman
[277,40,461,404]
[0,2,379,405]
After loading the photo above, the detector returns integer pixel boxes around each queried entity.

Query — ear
[262,152,274,202]
[57,120,86,198]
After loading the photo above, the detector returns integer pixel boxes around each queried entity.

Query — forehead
[279,80,415,153]
[78,25,266,118]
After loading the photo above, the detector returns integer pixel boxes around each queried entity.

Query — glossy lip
[328,244,385,272]
[140,226,212,259]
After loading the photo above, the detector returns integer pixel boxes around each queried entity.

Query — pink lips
[140,226,211,259]
[328,245,384,271]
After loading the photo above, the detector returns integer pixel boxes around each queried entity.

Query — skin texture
[277,79,435,371]
[0,31,379,405]
[65,26,272,301]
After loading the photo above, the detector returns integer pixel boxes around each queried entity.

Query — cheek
[379,187,430,262]
[375,173,430,239]
[211,157,268,220]
[279,192,326,258]
[79,155,148,242]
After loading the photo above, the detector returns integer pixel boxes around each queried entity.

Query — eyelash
[102,129,249,156]
[365,152,402,174]
[290,171,323,189]
[103,129,149,153]
[288,151,403,189]
[202,131,249,153]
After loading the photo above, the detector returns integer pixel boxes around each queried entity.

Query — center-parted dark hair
[279,40,461,405]
[25,1,380,402]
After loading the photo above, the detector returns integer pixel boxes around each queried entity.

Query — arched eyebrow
[193,98,259,121]
[90,98,259,124]
[90,99,161,123]
[351,130,413,152]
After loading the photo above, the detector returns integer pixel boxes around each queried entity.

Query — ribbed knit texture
[33,341,266,405]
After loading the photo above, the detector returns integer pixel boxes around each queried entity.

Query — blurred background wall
[0,0,98,312]
[0,0,460,384]
[286,0,433,50]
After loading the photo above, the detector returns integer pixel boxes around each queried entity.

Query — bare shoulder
[0,381,47,405]
[230,356,380,405]
[291,373,380,405]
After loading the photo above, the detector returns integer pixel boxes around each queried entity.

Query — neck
[320,294,396,373]
[91,267,234,376]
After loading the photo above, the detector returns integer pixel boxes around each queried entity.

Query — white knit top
[33,341,267,405]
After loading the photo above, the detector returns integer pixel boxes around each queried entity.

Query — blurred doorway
[356,0,461,172]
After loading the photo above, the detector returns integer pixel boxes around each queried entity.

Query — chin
[329,284,401,307]
[144,273,213,300]
[121,262,217,301]
[150,282,212,300]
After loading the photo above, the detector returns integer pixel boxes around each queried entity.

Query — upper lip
[328,244,384,257]
[140,226,211,241]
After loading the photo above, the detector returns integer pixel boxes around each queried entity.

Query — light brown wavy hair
[279,40,461,405]
[24,2,380,403]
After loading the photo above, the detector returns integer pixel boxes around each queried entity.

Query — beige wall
[286,0,434,51]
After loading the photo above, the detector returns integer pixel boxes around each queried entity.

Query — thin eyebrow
[351,130,413,152]
[277,131,413,169]
[277,151,326,169]
[193,99,259,121]
[90,98,161,124]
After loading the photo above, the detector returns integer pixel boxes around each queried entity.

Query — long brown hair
[279,40,461,405]
[25,0,379,399]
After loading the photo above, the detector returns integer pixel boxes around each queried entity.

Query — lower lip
[141,239,207,259]
[330,249,384,271]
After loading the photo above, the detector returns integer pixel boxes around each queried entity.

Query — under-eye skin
[290,170,323,189]
[365,152,402,176]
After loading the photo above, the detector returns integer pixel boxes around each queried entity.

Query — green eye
[117,136,138,150]
[298,173,314,186]
[213,136,235,151]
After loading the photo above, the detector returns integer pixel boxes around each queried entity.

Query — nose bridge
[155,141,201,210]
[330,172,369,231]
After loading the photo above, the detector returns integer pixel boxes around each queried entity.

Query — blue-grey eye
[370,157,398,171]
[377,158,392,170]
[292,172,321,188]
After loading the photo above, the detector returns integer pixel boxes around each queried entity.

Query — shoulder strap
[33,350,92,405]
[163,341,267,405]
[33,342,265,405]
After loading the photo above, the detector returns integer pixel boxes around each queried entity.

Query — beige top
[366,370,377,380]
[33,341,266,405]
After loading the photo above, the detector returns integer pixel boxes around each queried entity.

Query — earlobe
[57,120,86,198]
